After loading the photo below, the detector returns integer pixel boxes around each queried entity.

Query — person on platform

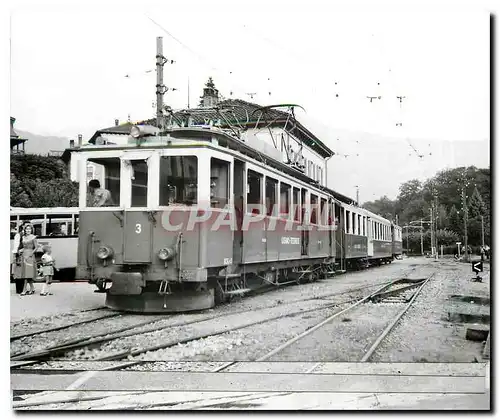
[40,245,57,296]
[16,223,38,296]
[11,222,28,294]
[87,179,113,207]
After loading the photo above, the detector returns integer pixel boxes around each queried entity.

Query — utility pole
[462,187,469,262]
[156,37,166,129]
[430,207,434,257]
[481,215,485,247]
[355,185,360,206]
[420,219,424,256]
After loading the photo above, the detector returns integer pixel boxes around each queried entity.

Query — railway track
[252,273,435,364]
[11,268,427,370]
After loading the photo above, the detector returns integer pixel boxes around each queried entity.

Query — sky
[6,0,493,199]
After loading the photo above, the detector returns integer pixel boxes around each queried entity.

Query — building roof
[88,99,334,158]
[10,116,28,147]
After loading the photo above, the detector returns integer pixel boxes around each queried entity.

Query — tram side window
[87,158,121,207]
[265,177,278,216]
[210,158,229,209]
[293,187,300,222]
[247,170,262,214]
[357,215,361,235]
[346,210,351,234]
[159,156,198,206]
[280,183,291,219]
[130,160,148,207]
[320,198,327,224]
[310,194,318,224]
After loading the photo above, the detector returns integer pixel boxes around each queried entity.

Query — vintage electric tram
[73,103,402,313]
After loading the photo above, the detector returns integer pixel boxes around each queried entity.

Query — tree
[362,195,396,221]
[10,153,78,207]
[29,179,79,207]
[397,179,422,206]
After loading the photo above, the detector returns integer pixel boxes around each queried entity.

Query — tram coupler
[158,280,172,295]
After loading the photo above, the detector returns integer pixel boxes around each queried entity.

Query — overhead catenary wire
[145,15,256,104]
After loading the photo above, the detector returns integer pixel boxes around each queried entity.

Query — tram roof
[88,99,334,159]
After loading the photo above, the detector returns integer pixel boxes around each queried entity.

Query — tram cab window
[265,177,278,216]
[129,160,148,207]
[210,158,229,209]
[247,170,262,214]
[87,158,121,207]
[293,187,300,222]
[280,183,291,219]
[159,156,198,206]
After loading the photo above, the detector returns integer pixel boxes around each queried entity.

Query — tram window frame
[86,157,121,207]
[293,187,300,222]
[301,188,308,225]
[320,198,327,225]
[310,194,318,224]
[130,159,149,208]
[247,169,263,214]
[265,177,278,217]
[279,182,291,219]
[210,158,229,209]
[159,156,199,206]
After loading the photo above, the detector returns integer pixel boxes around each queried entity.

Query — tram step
[296,270,312,274]
[335,270,347,274]
[224,288,251,296]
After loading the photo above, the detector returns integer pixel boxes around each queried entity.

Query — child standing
[40,245,57,296]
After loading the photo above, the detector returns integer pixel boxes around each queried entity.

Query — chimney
[69,139,75,148]
[78,134,83,147]
[115,119,119,126]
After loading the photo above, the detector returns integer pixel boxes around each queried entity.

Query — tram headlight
[96,245,113,260]
[158,247,175,261]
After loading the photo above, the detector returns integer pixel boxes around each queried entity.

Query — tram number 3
[135,223,142,234]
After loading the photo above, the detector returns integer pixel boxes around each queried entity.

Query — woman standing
[11,222,26,294]
[17,223,38,295]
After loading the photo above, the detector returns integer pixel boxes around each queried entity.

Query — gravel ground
[10,308,114,338]
[128,306,338,362]
[265,301,405,362]
[370,259,490,362]
[11,314,166,357]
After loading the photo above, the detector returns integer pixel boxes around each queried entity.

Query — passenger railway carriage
[73,103,402,313]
